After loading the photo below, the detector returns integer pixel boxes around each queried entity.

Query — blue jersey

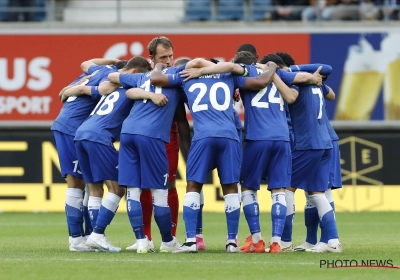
[289,84,332,150]
[236,66,296,141]
[233,106,242,131]
[51,65,118,136]
[168,64,240,142]
[120,69,184,143]
[321,84,339,141]
[74,87,134,145]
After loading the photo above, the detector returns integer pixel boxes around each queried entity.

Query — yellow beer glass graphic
[382,33,400,120]
[336,38,384,120]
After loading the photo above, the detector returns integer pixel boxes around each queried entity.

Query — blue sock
[65,188,84,237]
[196,204,204,235]
[183,192,200,239]
[304,207,319,245]
[65,204,84,238]
[271,192,287,240]
[308,194,338,243]
[94,206,115,234]
[154,205,173,242]
[88,196,101,229]
[83,206,92,235]
[271,203,287,238]
[243,203,260,235]
[93,193,120,235]
[225,193,240,240]
[281,213,294,242]
[127,199,145,239]
[320,210,338,243]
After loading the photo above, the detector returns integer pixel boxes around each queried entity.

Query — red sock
[168,187,179,236]
[140,190,153,241]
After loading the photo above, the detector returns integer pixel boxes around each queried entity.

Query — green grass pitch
[0,212,399,280]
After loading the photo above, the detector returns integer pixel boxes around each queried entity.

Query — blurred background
[0,0,399,213]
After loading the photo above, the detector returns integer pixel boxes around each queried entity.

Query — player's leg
[195,189,206,250]
[87,183,103,230]
[239,140,266,253]
[82,184,92,237]
[54,133,88,251]
[139,135,179,252]
[174,138,213,253]
[166,137,180,237]
[305,149,341,253]
[118,134,152,253]
[140,189,153,242]
[281,187,296,252]
[217,138,241,253]
[266,141,291,253]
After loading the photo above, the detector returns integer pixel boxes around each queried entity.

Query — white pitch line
[0,258,316,265]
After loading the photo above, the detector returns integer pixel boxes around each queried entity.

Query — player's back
[75,87,134,145]
[181,73,238,142]
[289,84,332,150]
[121,69,184,143]
[51,65,118,136]
[239,65,290,141]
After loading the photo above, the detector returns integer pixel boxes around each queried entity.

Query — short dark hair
[275,52,295,67]
[175,58,190,67]
[115,60,128,69]
[123,56,152,73]
[233,51,257,65]
[148,36,173,57]
[259,54,286,68]
[237,43,257,57]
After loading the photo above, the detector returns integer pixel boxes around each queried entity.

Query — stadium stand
[216,0,245,20]
[185,0,212,21]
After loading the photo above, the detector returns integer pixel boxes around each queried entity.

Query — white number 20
[189,82,231,113]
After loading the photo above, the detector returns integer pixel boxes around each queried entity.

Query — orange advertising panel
[0,33,309,123]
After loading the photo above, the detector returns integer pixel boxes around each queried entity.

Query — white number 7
[163,173,169,186]
[312,88,323,119]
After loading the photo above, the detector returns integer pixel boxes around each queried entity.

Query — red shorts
[165,136,179,182]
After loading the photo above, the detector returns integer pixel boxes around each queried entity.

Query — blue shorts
[187,137,240,185]
[329,140,342,189]
[118,134,168,189]
[75,140,118,183]
[52,131,83,179]
[241,140,291,190]
[291,149,332,192]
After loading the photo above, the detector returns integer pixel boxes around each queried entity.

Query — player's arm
[180,62,246,81]
[97,81,120,95]
[175,102,191,161]
[108,72,122,85]
[58,75,91,101]
[125,88,168,106]
[240,62,278,90]
[323,84,335,101]
[273,73,298,104]
[292,66,322,86]
[80,58,119,73]
[150,63,173,87]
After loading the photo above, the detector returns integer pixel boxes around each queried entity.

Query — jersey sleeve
[233,75,247,89]
[87,65,101,75]
[290,64,332,76]
[167,72,184,87]
[277,69,296,85]
[321,83,330,96]
[69,73,87,86]
[119,73,140,88]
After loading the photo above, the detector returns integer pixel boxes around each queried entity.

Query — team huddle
[51,36,342,254]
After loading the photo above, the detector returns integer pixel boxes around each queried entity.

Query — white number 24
[251,83,284,111]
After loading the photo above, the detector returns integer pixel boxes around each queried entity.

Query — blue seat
[185,0,212,21]
[251,0,272,21]
[217,0,244,21]
[33,0,46,21]
[0,0,8,21]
